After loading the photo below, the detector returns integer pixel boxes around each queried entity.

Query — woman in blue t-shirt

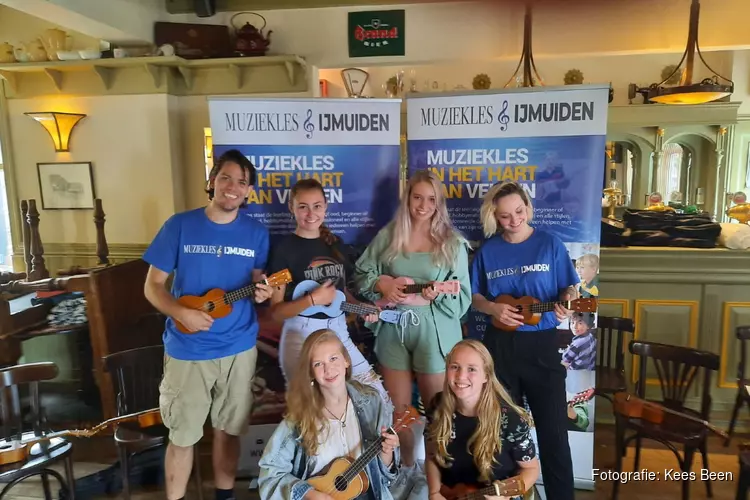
[469,181,578,500]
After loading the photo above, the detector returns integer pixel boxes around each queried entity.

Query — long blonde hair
[428,339,533,482]
[285,329,355,456]
[479,181,534,239]
[384,169,464,267]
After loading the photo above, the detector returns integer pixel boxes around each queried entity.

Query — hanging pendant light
[504,3,543,88]
[649,0,733,105]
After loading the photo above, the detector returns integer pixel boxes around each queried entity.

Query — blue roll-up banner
[407,85,609,491]
[207,97,403,246]
[207,97,402,476]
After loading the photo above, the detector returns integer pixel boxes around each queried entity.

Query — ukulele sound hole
[334,475,348,492]
[205,301,216,312]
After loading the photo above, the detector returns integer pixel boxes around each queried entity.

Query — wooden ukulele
[374,275,461,308]
[613,392,728,439]
[491,295,598,331]
[292,280,402,324]
[568,388,595,407]
[440,475,526,500]
[307,406,420,500]
[174,269,292,333]
[0,408,161,466]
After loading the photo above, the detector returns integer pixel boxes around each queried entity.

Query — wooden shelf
[0,54,307,94]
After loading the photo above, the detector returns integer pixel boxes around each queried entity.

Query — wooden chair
[612,340,719,500]
[103,346,203,500]
[0,362,75,500]
[594,316,634,401]
[726,325,750,447]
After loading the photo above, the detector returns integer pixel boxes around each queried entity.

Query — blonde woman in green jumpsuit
[354,169,472,499]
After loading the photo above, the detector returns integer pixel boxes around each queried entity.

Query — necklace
[324,396,349,428]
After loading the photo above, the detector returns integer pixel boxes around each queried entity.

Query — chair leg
[192,444,204,500]
[633,435,642,470]
[727,391,744,447]
[682,446,696,500]
[117,443,131,500]
[737,461,750,500]
[700,440,713,498]
[64,454,77,500]
[612,416,626,500]
[40,470,53,500]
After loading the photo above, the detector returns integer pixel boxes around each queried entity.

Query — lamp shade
[649,82,733,105]
[25,111,86,152]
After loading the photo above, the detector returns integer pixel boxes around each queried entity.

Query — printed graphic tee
[470,230,579,331]
[268,233,354,319]
[143,208,269,361]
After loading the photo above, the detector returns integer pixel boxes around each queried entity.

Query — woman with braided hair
[267,178,388,402]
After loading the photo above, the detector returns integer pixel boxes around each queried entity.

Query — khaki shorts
[159,347,258,447]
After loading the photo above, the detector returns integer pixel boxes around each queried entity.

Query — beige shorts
[159,347,258,447]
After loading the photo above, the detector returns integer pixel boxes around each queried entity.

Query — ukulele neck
[224,280,264,304]
[339,430,391,481]
[460,485,499,500]
[339,302,377,317]
[527,300,569,313]
[401,283,430,295]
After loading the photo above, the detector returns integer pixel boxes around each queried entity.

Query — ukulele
[613,392,728,439]
[307,406,419,500]
[0,408,161,466]
[374,275,461,308]
[292,280,403,324]
[491,295,598,331]
[440,475,526,500]
[174,269,292,333]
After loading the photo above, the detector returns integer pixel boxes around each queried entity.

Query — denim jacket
[258,382,400,500]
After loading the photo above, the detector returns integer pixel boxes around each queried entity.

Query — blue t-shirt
[143,207,269,360]
[470,230,578,331]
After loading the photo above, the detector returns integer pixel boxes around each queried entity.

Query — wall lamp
[24,111,87,152]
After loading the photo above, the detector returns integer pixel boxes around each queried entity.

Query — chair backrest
[102,345,164,416]
[736,326,750,381]
[629,340,719,420]
[595,316,634,371]
[0,362,58,440]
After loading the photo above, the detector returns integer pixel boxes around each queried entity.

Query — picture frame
[37,162,96,210]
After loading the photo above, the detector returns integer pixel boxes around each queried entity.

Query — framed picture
[37,162,96,210]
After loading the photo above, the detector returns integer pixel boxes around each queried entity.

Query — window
[658,143,689,201]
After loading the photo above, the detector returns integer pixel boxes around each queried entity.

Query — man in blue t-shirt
[143,149,272,500]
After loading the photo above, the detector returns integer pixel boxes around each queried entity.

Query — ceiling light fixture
[648,0,733,105]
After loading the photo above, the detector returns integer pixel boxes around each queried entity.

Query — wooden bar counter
[597,246,750,430]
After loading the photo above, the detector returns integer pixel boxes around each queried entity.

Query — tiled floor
[2,426,744,499]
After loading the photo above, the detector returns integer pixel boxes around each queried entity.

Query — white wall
[9,94,178,244]
[165,0,750,69]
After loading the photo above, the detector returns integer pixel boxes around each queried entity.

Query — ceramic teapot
[14,40,48,62]
[0,42,15,63]
[231,12,272,56]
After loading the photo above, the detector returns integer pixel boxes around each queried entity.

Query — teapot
[0,42,15,63]
[14,40,48,62]
[231,12,272,57]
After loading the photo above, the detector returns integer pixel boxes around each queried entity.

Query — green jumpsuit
[354,223,472,374]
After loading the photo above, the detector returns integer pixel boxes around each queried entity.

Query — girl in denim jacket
[258,329,401,500]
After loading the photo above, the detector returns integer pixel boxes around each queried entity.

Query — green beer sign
[348,10,405,58]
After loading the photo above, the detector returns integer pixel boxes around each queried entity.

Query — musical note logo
[497,100,510,132]
[303,109,315,139]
